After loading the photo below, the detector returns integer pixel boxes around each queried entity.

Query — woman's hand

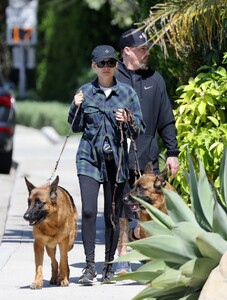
[74,90,84,106]
[115,109,128,123]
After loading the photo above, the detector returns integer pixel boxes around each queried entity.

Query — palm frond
[140,0,227,58]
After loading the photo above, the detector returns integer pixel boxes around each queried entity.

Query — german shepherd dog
[123,162,176,239]
[23,176,78,289]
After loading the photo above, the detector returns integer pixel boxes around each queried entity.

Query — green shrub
[173,53,227,200]
[16,100,71,136]
[114,146,227,299]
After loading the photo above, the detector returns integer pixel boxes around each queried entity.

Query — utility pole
[6,0,38,99]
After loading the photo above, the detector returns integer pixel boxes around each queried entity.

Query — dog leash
[47,104,81,184]
[124,108,141,178]
[110,108,141,230]
[110,121,124,230]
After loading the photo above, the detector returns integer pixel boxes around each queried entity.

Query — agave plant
[114,146,227,299]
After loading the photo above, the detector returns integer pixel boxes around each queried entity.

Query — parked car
[0,72,16,174]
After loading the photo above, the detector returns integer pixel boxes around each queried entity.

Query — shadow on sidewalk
[2,211,106,245]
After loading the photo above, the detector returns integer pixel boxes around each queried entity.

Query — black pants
[78,160,125,264]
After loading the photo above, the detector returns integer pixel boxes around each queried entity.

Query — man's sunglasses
[96,59,117,68]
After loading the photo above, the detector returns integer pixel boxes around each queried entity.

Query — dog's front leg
[46,245,58,285]
[58,240,70,287]
[30,241,45,289]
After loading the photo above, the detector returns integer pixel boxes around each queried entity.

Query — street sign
[6,0,39,99]
[12,46,36,69]
[6,0,38,45]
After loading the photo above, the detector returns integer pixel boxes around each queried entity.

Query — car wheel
[0,149,13,174]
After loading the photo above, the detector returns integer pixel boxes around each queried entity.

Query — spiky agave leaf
[179,293,201,300]
[131,196,175,229]
[180,257,218,287]
[212,195,227,239]
[134,290,200,300]
[140,221,204,261]
[151,267,189,288]
[132,282,188,300]
[130,221,204,265]
[139,219,172,237]
[197,159,215,226]
[131,261,204,300]
[115,260,169,283]
[163,188,198,224]
[115,222,205,284]
[137,259,179,274]
[130,261,201,300]
[187,154,211,231]
[114,268,158,284]
[129,234,196,264]
[196,232,227,262]
[171,222,204,257]
[114,249,150,263]
[132,267,192,299]
[219,146,227,208]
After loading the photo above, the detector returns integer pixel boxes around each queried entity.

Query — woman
[68,45,145,285]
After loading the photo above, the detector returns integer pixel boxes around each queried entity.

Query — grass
[16,100,72,136]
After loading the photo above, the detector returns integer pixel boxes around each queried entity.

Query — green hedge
[16,100,72,136]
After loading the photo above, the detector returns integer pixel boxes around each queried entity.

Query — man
[114,28,180,275]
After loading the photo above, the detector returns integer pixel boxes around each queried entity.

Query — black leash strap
[47,104,81,183]
[124,108,141,178]
[110,121,124,230]
[110,108,141,230]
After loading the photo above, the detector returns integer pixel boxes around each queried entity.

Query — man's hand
[166,156,180,178]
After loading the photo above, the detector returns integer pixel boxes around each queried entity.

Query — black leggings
[78,161,125,264]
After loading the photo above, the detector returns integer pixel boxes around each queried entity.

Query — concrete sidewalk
[0,125,144,300]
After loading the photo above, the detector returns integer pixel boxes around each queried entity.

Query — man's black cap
[119,29,151,50]
[91,45,118,62]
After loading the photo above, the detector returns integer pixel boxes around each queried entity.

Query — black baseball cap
[91,45,118,62]
[119,29,151,50]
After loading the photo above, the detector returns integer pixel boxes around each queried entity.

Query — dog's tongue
[130,204,140,212]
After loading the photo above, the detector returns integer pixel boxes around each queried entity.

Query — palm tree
[141,0,227,62]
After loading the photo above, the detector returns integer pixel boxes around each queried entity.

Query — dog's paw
[49,277,58,285]
[30,282,43,289]
[59,279,69,287]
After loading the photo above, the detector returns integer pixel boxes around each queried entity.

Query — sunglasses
[96,59,117,68]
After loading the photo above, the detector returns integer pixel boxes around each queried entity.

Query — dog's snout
[23,212,30,221]
[23,208,35,222]
[123,193,137,205]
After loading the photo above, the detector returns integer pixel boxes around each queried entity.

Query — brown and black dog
[123,162,176,239]
[23,176,78,289]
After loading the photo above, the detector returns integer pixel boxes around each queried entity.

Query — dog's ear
[51,175,59,187]
[24,177,36,194]
[154,171,168,190]
[50,176,59,202]
[158,169,168,182]
[154,177,162,190]
[144,162,154,174]
[154,172,168,190]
